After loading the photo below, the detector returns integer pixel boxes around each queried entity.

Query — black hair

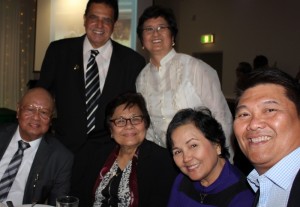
[166,108,230,159]
[105,92,151,130]
[84,0,119,22]
[253,55,269,69]
[137,5,178,45]
[235,68,300,116]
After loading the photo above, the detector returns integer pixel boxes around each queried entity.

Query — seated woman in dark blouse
[166,108,254,207]
[71,92,178,207]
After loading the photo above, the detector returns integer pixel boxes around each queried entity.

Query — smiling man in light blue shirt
[233,68,300,207]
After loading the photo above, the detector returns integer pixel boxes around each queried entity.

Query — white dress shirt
[247,147,300,207]
[0,127,41,205]
[83,37,113,92]
[136,49,233,154]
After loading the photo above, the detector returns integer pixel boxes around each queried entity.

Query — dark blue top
[167,160,254,207]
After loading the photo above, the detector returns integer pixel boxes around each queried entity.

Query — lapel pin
[73,65,80,70]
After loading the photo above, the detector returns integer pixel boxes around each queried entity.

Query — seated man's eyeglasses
[21,105,52,120]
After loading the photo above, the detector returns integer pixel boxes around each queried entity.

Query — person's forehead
[87,2,114,15]
[21,90,53,108]
[237,84,295,109]
[241,84,286,99]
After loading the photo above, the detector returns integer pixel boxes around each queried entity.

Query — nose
[32,109,41,120]
[94,18,104,28]
[124,119,134,129]
[182,151,192,163]
[246,114,266,131]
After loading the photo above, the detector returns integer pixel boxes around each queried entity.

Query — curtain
[0,0,36,110]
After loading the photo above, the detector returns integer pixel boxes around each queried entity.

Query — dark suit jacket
[0,123,73,206]
[37,36,146,152]
[287,168,300,207]
[71,139,178,207]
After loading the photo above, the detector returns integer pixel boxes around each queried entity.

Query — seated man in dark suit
[0,87,73,206]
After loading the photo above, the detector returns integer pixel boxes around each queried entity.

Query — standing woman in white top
[136,5,233,157]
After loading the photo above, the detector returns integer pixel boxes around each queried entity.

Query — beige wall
[155,0,300,98]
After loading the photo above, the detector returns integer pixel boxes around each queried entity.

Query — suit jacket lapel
[0,124,18,160]
[69,35,86,98]
[23,135,51,203]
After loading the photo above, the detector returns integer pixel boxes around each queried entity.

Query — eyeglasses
[110,115,144,127]
[21,105,52,120]
[142,25,170,34]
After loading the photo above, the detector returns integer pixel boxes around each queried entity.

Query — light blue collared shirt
[247,147,300,207]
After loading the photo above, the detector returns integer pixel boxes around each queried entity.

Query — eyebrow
[172,137,198,150]
[236,100,280,112]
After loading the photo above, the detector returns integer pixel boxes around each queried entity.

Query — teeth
[93,30,104,35]
[250,136,271,143]
[186,164,198,170]
[152,39,161,43]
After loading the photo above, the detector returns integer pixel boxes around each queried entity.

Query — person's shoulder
[49,36,84,48]
[43,133,73,157]
[140,140,173,162]
[141,139,169,153]
[0,122,17,132]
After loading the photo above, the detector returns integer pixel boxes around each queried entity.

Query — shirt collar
[149,48,176,70]
[83,36,112,60]
[247,147,300,191]
[16,126,42,151]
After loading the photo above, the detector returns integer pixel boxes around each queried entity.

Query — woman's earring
[216,145,221,155]
[142,46,145,50]
[172,42,175,47]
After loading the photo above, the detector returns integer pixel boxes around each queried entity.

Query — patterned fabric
[247,147,300,207]
[0,140,30,202]
[85,49,100,134]
[93,145,139,207]
[136,49,232,151]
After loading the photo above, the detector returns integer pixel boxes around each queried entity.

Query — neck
[200,158,226,187]
[117,146,138,170]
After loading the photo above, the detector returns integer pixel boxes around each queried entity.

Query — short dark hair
[235,68,300,116]
[236,62,252,75]
[137,5,178,45]
[253,55,268,69]
[166,108,230,159]
[84,0,119,22]
[105,92,151,130]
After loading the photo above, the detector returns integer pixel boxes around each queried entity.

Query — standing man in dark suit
[0,87,73,206]
[37,0,146,153]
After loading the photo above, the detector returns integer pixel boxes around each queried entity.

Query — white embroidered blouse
[136,49,233,153]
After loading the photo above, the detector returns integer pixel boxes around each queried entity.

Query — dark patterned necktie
[85,50,100,134]
[0,140,30,202]
[252,188,260,207]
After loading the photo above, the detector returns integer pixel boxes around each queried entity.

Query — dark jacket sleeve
[137,140,179,207]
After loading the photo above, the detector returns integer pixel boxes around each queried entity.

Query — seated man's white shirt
[247,147,300,207]
[0,126,41,205]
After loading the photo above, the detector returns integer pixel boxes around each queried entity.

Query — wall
[155,0,300,98]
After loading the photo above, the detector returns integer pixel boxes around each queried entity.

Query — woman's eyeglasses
[110,115,144,127]
[142,25,170,34]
